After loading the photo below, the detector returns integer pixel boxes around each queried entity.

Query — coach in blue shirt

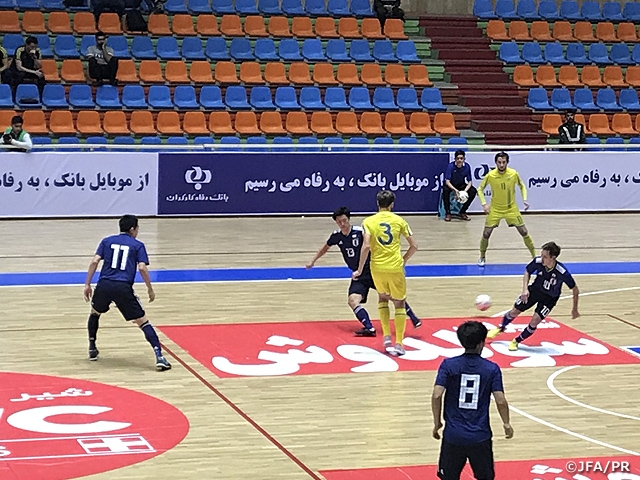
[443,150,477,222]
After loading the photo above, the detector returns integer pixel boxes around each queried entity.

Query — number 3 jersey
[361,211,412,272]
[435,354,504,446]
[526,257,576,299]
[96,233,150,284]
[327,226,371,276]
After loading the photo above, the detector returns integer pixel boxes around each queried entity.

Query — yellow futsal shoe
[487,328,503,340]
[508,339,519,351]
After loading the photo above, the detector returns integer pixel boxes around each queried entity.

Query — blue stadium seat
[619,89,640,112]
[141,137,162,152]
[254,38,279,61]
[302,39,327,61]
[421,88,447,111]
[2,34,23,57]
[604,137,624,152]
[258,0,281,14]
[236,0,258,13]
[348,87,374,110]
[632,45,640,64]
[527,87,553,110]
[174,86,199,109]
[34,34,53,58]
[566,43,589,65]
[305,0,328,15]
[230,38,255,61]
[106,36,130,59]
[326,39,350,61]
[473,0,497,19]
[182,37,206,60]
[54,35,79,58]
[559,0,581,20]
[166,137,189,153]
[522,42,544,64]
[300,86,326,109]
[274,86,301,110]
[581,1,602,20]
[544,42,568,64]
[193,136,214,145]
[448,137,468,147]
[165,0,188,13]
[279,39,303,61]
[57,137,81,152]
[602,1,623,20]
[69,84,95,108]
[0,85,12,108]
[373,40,397,62]
[372,137,393,148]
[623,2,640,21]
[373,87,398,110]
[585,137,601,148]
[610,43,633,65]
[495,0,518,19]
[282,0,304,15]
[324,137,345,152]
[596,88,622,111]
[588,43,612,65]
[328,0,349,16]
[249,86,276,109]
[517,0,540,20]
[398,137,419,151]
[348,137,369,146]
[80,35,95,57]
[246,136,268,152]
[42,84,68,108]
[323,87,349,109]
[0,0,16,7]
[132,37,156,60]
[148,85,174,109]
[32,137,53,149]
[350,39,374,62]
[212,0,235,13]
[41,0,64,9]
[219,137,241,152]
[538,0,560,20]
[16,85,41,108]
[573,88,598,111]
[350,0,373,16]
[628,137,640,151]
[499,42,523,63]
[85,137,108,151]
[157,37,181,60]
[206,37,231,61]
[188,0,212,13]
[114,136,135,145]
[225,86,251,109]
[423,136,443,152]
[96,85,122,108]
[271,136,294,152]
[199,86,225,108]
[397,88,421,110]
[550,87,574,110]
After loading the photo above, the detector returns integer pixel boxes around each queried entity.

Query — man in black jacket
[558,111,586,147]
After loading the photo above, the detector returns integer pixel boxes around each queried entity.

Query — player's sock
[523,234,536,258]
[480,237,489,258]
[515,325,537,343]
[378,301,391,337]
[88,313,99,348]
[394,308,407,344]
[353,305,374,331]
[405,302,419,323]
[500,312,515,331]
[140,321,162,356]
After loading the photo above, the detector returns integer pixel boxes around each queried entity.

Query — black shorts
[437,439,494,480]
[514,288,558,320]
[92,279,145,321]
[348,274,375,303]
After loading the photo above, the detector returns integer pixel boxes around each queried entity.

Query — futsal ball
[458,191,469,203]
[475,294,492,311]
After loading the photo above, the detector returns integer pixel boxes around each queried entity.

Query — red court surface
[0,372,190,480]
[319,455,640,480]
[159,318,640,378]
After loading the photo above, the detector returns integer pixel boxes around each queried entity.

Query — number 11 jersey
[96,233,149,284]
[362,211,412,273]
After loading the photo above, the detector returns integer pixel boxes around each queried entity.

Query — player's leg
[488,290,532,339]
[442,184,454,219]
[130,316,171,371]
[372,272,393,349]
[513,221,535,258]
[88,281,112,360]
[405,300,422,328]
[348,287,375,336]
[388,272,408,356]
[437,440,468,480]
[467,439,495,480]
[511,297,555,351]
[479,222,497,267]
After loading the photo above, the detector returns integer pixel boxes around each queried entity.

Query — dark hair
[25,36,38,45]
[541,241,561,258]
[119,214,139,233]
[456,321,488,350]
[95,31,106,39]
[11,115,23,125]
[454,150,466,159]
[332,206,351,220]
[495,151,509,163]
[377,190,395,208]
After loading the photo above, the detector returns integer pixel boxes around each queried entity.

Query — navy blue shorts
[348,274,376,303]
[437,439,494,480]
[92,279,145,321]
[514,288,558,320]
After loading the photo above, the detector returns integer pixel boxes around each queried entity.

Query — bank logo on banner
[184,166,212,191]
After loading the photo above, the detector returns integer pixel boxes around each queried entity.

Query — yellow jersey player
[477,151,536,267]
[353,190,418,356]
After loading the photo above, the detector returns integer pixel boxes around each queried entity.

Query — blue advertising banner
[157,153,450,215]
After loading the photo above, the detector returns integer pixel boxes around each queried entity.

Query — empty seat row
[0,0,63,9]
[542,112,640,135]
[161,0,375,17]
[487,20,640,43]
[513,64,640,88]
[475,0,640,22]
[499,41,640,65]
[527,86,640,111]
[0,11,122,35]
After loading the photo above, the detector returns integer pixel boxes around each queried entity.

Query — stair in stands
[421,15,547,145]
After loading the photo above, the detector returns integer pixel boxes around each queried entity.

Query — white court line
[548,366,640,422]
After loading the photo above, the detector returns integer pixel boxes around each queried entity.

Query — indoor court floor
[0,213,639,479]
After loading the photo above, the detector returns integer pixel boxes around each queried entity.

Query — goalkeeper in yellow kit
[353,190,418,356]
[477,151,535,267]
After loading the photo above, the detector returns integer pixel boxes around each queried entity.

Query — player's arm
[516,172,529,211]
[431,384,445,440]
[568,276,580,319]
[138,262,155,303]
[353,232,371,280]
[520,270,531,302]
[477,175,490,213]
[403,235,418,266]
[492,391,514,439]
[306,243,331,269]
[83,254,102,302]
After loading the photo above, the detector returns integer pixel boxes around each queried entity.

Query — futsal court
[0,213,639,480]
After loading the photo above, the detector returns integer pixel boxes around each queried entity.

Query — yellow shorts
[371,270,407,301]
[485,207,524,228]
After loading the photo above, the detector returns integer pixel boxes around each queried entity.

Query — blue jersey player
[83,215,171,371]
[306,206,422,337]
[432,321,513,480]
[488,241,580,351]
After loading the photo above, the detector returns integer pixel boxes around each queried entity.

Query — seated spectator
[442,150,477,222]
[86,32,119,86]
[0,45,9,85]
[3,115,33,152]
[6,36,45,95]
[558,111,586,147]
[374,0,404,28]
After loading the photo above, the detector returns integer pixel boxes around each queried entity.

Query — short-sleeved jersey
[13,46,40,71]
[435,354,504,446]
[96,233,149,284]
[326,226,371,274]
[361,210,412,272]
[445,162,472,187]
[526,257,576,299]
[477,167,527,211]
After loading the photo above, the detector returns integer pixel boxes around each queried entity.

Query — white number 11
[110,244,130,270]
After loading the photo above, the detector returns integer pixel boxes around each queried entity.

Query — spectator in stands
[374,0,404,28]
[6,36,45,96]
[92,0,126,21]
[86,32,119,86]
[3,115,33,152]
[442,150,477,222]
[558,111,586,147]
[0,45,9,85]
